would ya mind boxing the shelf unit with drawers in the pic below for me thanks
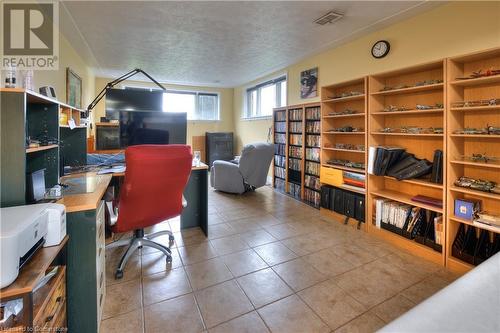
[320,78,368,228]
[367,61,446,265]
[446,47,500,273]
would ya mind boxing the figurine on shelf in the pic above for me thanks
[456,68,500,80]
[455,176,500,194]
[416,103,443,110]
[328,108,358,116]
[328,126,364,133]
[414,79,443,86]
[454,128,489,135]
[452,99,500,108]
[383,105,411,112]
[460,154,500,164]
[326,159,365,170]
[330,91,363,99]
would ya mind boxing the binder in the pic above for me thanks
[430,150,443,184]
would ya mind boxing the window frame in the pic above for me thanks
[122,85,221,121]
[243,74,287,120]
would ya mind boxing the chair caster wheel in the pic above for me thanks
[115,270,124,279]
[166,256,172,265]
[169,235,175,242]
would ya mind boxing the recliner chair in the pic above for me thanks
[210,142,273,194]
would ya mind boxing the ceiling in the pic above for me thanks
[60,1,442,87]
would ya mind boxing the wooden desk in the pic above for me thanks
[110,163,209,235]
[57,174,112,213]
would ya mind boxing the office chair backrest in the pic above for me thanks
[114,145,192,232]
[238,142,274,188]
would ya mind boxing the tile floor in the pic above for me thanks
[101,186,460,333]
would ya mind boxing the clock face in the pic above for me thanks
[372,40,390,58]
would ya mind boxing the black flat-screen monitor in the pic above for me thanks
[106,88,163,120]
[119,111,187,147]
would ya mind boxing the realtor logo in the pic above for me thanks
[1,0,59,69]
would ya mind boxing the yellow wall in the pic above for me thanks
[233,1,500,151]
[92,78,234,146]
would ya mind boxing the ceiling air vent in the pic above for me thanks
[314,11,343,25]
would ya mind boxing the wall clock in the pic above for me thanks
[371,40,390,59]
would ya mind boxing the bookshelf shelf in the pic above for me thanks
[446,47,500,272]
[367,60,446,265]
[26,144,58,154]
[320,77,368,227]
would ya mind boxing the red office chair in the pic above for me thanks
[106,145,192,279]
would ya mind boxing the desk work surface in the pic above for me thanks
[109,162,208,177]
[57,174,112,213]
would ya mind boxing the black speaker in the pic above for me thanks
[320,185,331,209]
[333,189,344,215]
[355,195,365,223]
[344,192,356,218]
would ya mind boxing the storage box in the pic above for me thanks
[454,199,481,221]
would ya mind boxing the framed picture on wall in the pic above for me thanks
[300,67,318,99]
[66,68,82,108]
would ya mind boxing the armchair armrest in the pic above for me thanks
[210,160,245,194]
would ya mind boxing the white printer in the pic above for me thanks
[0,203,66,288]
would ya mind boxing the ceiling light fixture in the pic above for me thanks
[314,11,344,25]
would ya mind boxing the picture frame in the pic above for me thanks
[300,67,318,99]
[66,68,82,108]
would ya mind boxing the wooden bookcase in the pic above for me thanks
[319,78,368,227]
[446,47,500,273]
[367,61,446,265]
[272,103,321,208]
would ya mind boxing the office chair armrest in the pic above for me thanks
[182,194,187,208]
[105,201,118,226]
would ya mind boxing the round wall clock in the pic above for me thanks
[371,40,390,59]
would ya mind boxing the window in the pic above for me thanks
[244,76,287,119]
[124,86,220,121]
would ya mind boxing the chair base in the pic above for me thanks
[107,229,175,279]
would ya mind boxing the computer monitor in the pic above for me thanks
[119,111,187,147]
[106,88,163,120]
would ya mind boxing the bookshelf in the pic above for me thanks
[446,47,500,273]
[367,61,446,266]
[272,103,321,208]
[320,77,368,228]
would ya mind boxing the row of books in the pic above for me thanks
[274,178,285,192]
[305,121,320,134]
[274,155,285,168]
[274,133,286,144]
[305,107,321,120]
[274,167,286,179]
[289,134,302,145]
[306,161,320,176]
[304,188,321,208]
[275,143,285,156]
[288,182,301,199]
[275,111,286,121]
[289,146,302,158]
[306,148,320,162]
[375,199,443,249]
[289,109,302,121]
[305,175,321,191]
[306,135,320,148]
[289,122,302,133]
[288,158,301,171]
[274,122,286,132]
[343,171,366,189]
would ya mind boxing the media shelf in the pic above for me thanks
[320,78,368,228]
[446,47,500,273]
[272,103,321,208]
[367,61,446,265]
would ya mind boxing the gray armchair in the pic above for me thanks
[210,142,274,194]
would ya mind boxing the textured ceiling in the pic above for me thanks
[61,1,441,87]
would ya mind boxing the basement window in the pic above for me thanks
[244,75,287,119]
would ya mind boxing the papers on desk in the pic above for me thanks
[97,165,126,174]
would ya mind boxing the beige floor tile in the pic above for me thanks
[329,244,378,267]
[100,309,143,333]
[106,252,141,286]
[226,218,263,233]
[208,223,238,239]
[210,234,250,255]
[253,242,298,266]
[221,249,268,277]
[379,251,441,281]
[240,229,277,248]
[370,294,415,323]
[143,267,192,306]
[195,280,254,328]
[280,235,332,256]
[255,215,284,228]
[144,294,205,333]
[139,234,176,254]
[433,268,462,283]
[298,279,367,331]
[185,257,233,290]
[172,229,208,248]
[264,223,302,240]
[304,248,355,277]
[334,312,385,333]
[237,268,293,308]
[258,294,329,333]
[141,247,182,276]
[400,275,450,304]
[208,213,226,225]
[178,242,218,265]
[103,279,142,320]
[209,311,269,333]
[273,258,327,292]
